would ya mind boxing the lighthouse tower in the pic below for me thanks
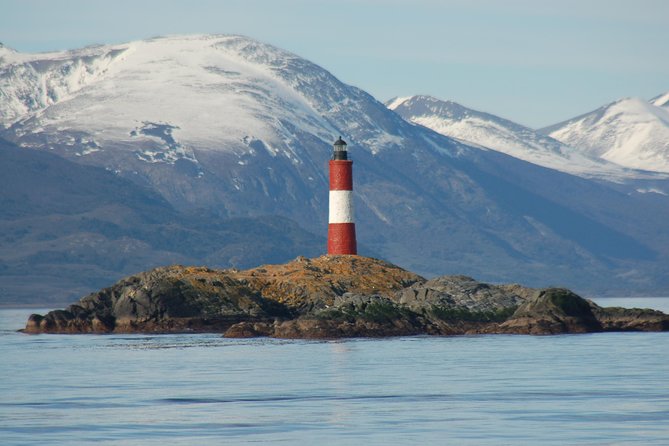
[327,137,357,255]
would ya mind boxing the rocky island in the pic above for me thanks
[24,255,669,337]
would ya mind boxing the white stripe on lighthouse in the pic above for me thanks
[328,190,354,223]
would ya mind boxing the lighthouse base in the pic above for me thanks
[327,223,357,255]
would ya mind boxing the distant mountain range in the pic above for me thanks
[2,34,669,302]
[387,94,669,180]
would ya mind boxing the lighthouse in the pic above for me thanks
[327,136,357,255]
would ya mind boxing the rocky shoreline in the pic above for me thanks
[23,255,669,337]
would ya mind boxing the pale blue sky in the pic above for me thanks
[1,0,667,128]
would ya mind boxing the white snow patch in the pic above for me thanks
[386,96,411,110]
[636,188,667,195]
[524,216,550,237]
[362,132,404,154]
[80,147,101,156]
[357,193,390,224]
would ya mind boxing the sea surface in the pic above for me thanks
[1,297,668,445]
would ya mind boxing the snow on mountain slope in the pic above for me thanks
[0,35,342,161]
[0,43,126,127]
[542,96,669,173]
[387,95,646,180]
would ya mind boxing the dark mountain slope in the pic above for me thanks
[0,139,323,304]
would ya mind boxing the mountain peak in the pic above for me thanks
[545,95,669,172]
[0,34,333,144]
[386,96,412,109]
[651,91,669,108]
[388,95,473,119]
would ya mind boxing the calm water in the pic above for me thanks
[1,298,669,445]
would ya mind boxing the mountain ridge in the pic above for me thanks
[387,94,663,180]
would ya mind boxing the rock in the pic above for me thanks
[396,275,528,325]
[235,255,425,314]
[499,288,601,334]
[23,265,291,334]
[21,255,669,337]
[272,317,423,339]
[590,304,669,332]
[223,322,273,338]
[22,256,423,334]
[272,319,353,339]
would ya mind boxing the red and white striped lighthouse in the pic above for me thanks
[327,136,357,255]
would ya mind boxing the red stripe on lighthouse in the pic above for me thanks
[328,223,357,255]
[329,160,353,190]
[328,157,357,255]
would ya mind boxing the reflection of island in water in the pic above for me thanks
[24,256,669,337]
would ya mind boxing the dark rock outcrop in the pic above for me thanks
[24,255,424,334]
[26,265,292,334]
[396,275,528,323]
[497,288,669,334]
[499,288,601,334]
[23,255,669,337]
[590,304,669,332]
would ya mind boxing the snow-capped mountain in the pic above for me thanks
[3,35,669,297]
[0,35,428,221]
[1,35,332,174]
[542,95,669,173]
[0,35,405,159]
[386,95,647,179]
